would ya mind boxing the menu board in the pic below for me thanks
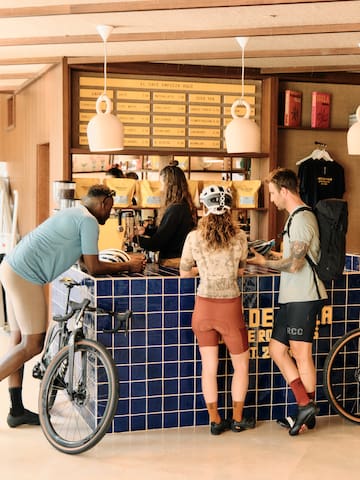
[76,73,259,152]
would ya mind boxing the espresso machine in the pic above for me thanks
[118,209,142,252]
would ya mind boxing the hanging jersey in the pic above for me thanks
[298,159,345,208]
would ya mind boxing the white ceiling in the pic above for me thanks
[0,0,360,93]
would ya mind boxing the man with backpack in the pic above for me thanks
[248,168,328,435]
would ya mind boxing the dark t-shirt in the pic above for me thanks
[298,159,345,208]
[138,203,195,260]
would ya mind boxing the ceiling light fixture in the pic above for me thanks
[87,25,124,152]
[347,105,360,155]
[224,37,260,154]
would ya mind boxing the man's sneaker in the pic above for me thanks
[289,401,319,436]
[230,417,256,432]
[210,419,230,435]
[276,414,316,430]
[7,409,40,428]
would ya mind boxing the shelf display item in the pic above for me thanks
[139,180,161,208]
[283,89,302,127]
[233,180,261,209]
[103,178,137,208]
[73,177,103,199]
[311,92,331,128]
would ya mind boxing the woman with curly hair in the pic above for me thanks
[135,161,197,267]
[180,185,255,435]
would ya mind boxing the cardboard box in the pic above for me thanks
[311,92,331,128]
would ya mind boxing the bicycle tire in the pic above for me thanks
[323,328,360,424]
[39,338,119,454]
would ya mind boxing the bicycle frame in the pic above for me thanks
[66,299,89,396]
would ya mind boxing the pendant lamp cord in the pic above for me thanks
[241,44,245,99]
[102,37,107,96]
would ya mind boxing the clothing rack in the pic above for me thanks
[296,141,334,165]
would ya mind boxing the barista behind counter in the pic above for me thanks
[133,162,198,268]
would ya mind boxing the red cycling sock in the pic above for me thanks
[232,401,244,422]
[289,378,310,407]
[206,402,221,424]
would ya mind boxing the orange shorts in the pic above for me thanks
[192,295,249,355]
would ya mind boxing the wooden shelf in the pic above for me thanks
[278,126,347,132]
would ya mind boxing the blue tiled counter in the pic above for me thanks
[51,255,360,433]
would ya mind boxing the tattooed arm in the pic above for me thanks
[247,240,307,273]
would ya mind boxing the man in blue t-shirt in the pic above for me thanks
[0,184,145,428]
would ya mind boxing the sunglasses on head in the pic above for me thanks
[102,190,116,205]
[104,190,116,199]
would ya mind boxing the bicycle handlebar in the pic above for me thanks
[53,299,90,322]
[60,277,82,289]
[53,299,131,334]
[101,309,132,335]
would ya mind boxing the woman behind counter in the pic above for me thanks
[134,161,197,268]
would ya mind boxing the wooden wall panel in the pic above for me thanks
[0,64,64,237]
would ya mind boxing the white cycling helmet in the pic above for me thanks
[200,185,232,216]
[99,248,131,263]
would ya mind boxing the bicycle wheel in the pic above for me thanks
[323,328,360,424]
[39,338,119,454]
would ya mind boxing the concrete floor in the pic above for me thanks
[1,329,360,480]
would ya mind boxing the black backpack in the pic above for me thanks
[285,198,348,284]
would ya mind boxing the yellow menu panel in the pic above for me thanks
[77,73,259,152]
[189,128,220,138]
[119,114,150,124]
[189,116,221,126]
[153,115,186,125]
[153,127,186,137]
[153,92,186,102]
[153,138,186,148]
[124,125,150,135]
[153,104,187,114]
[189,105,221,115]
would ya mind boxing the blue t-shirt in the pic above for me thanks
[5,206,99,285]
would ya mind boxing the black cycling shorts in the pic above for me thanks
[271,300,323,345]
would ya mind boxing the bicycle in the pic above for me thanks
[32,277,131,454]
[323,327,360,424]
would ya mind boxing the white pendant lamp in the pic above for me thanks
[347,105,360,155]
[225,37,261,154]
[87,25,124,152]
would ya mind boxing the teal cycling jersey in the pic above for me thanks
[5,206,99,285]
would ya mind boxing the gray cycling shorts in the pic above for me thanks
[271,300,323,345]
